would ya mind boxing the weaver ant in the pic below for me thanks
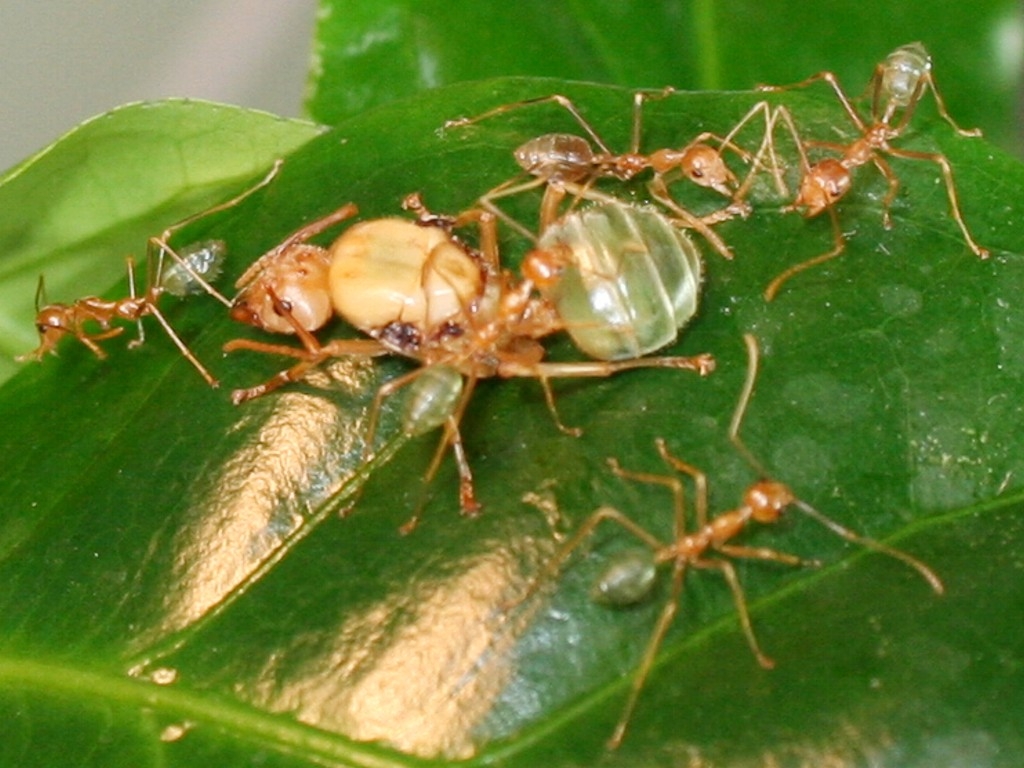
[753,42,987,299]
[18,163,281,384]
[225,193,714,529]
[444,90,784,259]
[512,333,943,749]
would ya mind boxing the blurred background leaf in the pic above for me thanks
[1,1,1023,767]
[310,0,1023,151]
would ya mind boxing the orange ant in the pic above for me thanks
[512,333,943,749]
[224,193,714,529]
[18,163,281,385]
[18,242,227,386]
[752,42,987,300]
[444,90,784,259]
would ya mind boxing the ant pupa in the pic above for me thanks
[224,193,714,528]
[444,90,784,259]
[752,42,988,299]
[18,162,281,384]
[513,333,942,749]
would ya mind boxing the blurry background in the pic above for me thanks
[0,1,317,172]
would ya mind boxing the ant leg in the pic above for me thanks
[868,154,901,230]
[692,557,775,669]
[495,354,715,436]
[124,257,146,350]
[511,505,665,613]
[477,174,549,243]
[607,452,692,537]
[158,160,283,244]
[629,86,675,154]
[536,375,582,436]
[145,302,220,387]
[76,325,124,358]
[119,254,215,384]
[153,161,283,302]
[716,543,812,566]
[606,557,685,750]
[226,287,386,402]
[225,336,386,403]
[651,438,708,530]
[764,206,846,301]
[450,204,503,275]
[400,375,480,532]
[921,77,983,137]
[731,103,789,198]
[513,354,716,380]
[647,176,737,260]
[446,94,616,155]
[759,71,868,134]
[234,203,359,291]
[734,105,811,209]
[884,146,990,258]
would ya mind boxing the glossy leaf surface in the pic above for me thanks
[1,76,1023,767]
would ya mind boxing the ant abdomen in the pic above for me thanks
[402,364,463,437]
[591,545,658,606]
[879,42,932,108]
[533,203,703,361]
[158,239,228,297]
[514,133,597,182]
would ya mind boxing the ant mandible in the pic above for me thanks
[752,42,988,299]
[224,193,714,529]
[512,333,943,749]
[18,163,281,385]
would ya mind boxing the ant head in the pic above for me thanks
[679,144,737,196]
[233,245,333,335]
[27,305,74,358]
[521,245,570,289]
[744,480,796,523]
[796,159,851,216]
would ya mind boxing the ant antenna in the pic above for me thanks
[32,275,47,314]
[730,333,944,594]
[728,333,770,477]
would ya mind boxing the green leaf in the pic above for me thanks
[0,99,323,382]
[308,0,1022,149]
[1,77,1023,766]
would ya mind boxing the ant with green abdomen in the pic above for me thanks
[510,333,943,749]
